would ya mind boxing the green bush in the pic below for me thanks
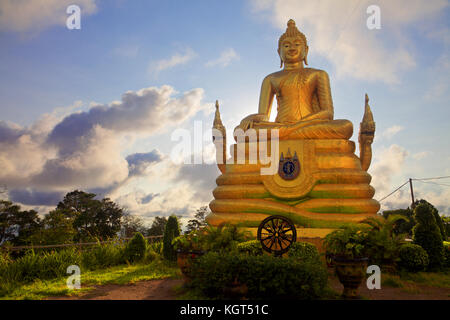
[124,232,147,263]
[444,242,450,269]
[201,224,250,253]
[237,240,263,256]
[189,252,327,299]
[288,242,321,264]
[148,241,163,255]
[412,203,444,270]
[162,216,180,261]
[398,243,429,272]
[82,242,126,269]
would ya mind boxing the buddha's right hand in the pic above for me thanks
[237,113,268,131]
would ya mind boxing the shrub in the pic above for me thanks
[124,232,147,263]
[237,240,263,256]
[82,242,126,269]
[412,203,444,270]
[201,224,250,253]
[163,216,180,261]
[148,241,163,255]
[398,244,429,272]
[444,242,450,269]
[288,242,321,264]
[189,252,327,299]
[324,226,370,259]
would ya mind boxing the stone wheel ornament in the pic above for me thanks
[257,215,297,257]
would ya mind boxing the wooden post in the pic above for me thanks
[409,178,415,209]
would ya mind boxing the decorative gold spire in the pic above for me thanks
[360,93,375,133]
[213,100,224,129]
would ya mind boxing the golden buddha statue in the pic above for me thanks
[207,19,379,237]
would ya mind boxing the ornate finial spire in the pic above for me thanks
[362,94,375,129]
[213,100,224,128]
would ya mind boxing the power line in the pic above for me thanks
[414,180,450,187]
[377,180,409,203]
[413,175,450,181]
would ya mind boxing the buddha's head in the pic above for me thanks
[278,19,308,68]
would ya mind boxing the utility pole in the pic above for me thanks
[409,178,415,209]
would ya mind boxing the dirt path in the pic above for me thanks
[48,279,184,300]
[48,276,449,300]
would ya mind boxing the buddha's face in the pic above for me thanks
[278,37,307,64]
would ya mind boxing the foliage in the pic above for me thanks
[148,240,163,255]
[415,199,446,240]
[288,242,321,264]
[189,252,328,299]
[361,215,408,265]
[146,216,168,236]
[412,203,445,271]
[121,213,146,238]
[57,190,123,242]
[323,226,370,259]
[81,242,126,269]
[172,230,207,252]
[442,217,450,240]
[185,206,209,234]
[444,242,450,269]
[123,232,147,263]
[29,209,76,245]
[162,215,180,261]
[0,200,41,246]
[237,240,263,256]
[398,243,429,272]
[201,223,251,253]
[382,208,415,236]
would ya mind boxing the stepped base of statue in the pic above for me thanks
[207,133,380,231]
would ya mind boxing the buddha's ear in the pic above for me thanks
[278,49,283,68]
[304,45,309,65]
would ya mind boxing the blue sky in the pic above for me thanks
[0,0,449,222]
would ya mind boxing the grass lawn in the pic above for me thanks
[381,270,450,294]
[0,259,181,300]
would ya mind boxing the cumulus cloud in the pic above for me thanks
[150,48,197,75]
[205,48,240,67]
[381,125,404,140]
[249,0,448,84]
[0,85,209,209]
[0,0,97,33]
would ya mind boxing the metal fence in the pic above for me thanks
[0,235,164,252]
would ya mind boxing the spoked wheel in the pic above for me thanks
[257,215,297,256]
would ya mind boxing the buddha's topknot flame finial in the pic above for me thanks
[278,18,307,49]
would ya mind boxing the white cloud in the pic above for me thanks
[0,0,97,33]
[205,48,240,67]
[249,0,448,84]
[1,85,210,210]
[150,48,197,74]
[412,151,429,160]
[381,125,404,139]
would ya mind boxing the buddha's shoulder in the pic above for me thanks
[265,68,328,80]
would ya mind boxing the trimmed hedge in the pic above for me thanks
[189,252,328,299]
[398,243,429,272]
[163,215,180,261]
[237,240,263,256]
[288,242,321,264]
[412,203,444,270]
[124,232,147,262]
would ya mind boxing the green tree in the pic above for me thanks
[124,232,147,262]
[57,190,123,241]
[412,202,444,270]
[121,212,146,238]
[162,215,180,261]
[0,200,41,246]
[382,207,414,236]
[30,208,76,245]
[415,199,447,240]
[146,216,168,236]
[185,206,209,234]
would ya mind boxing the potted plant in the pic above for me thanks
[324,226,370,299]
[172,231,207,281]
